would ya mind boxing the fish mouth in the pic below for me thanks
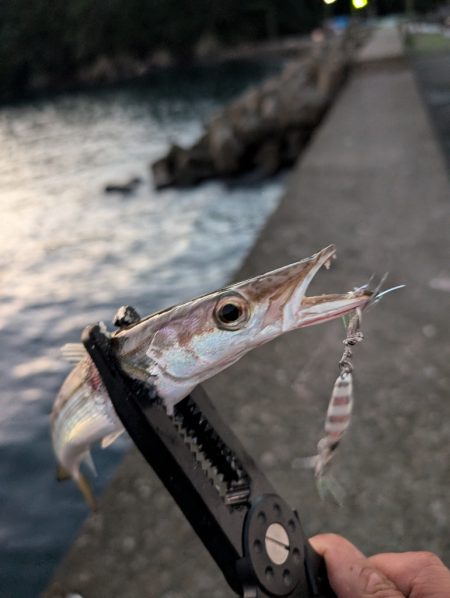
[296,245,373,328]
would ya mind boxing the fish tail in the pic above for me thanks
[55,464,71,482]
[56,463,97,511]
[74,471,98,512]
[316,474,346,506]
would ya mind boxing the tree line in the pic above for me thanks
[0,0,441,100]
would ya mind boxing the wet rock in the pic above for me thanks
[152,153,175,189]
[278,86,326,128]
[316,50,348,98]
[149,49,174,69]
[152,142,214,189]
[194,33,222,61]
[104,177,143,195]
[253,139,281,176]
[282,128,308,163]
[207,117,243,174]
[80,55,117,84]
[151,29,366,188]
[114,54,147,78]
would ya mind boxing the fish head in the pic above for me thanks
[195,244,371,358]
[231,244,368,338]
[121,245,372,407]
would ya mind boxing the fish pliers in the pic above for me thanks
[82,311,336,598]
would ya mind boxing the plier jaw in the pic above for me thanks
[82,320,335,597]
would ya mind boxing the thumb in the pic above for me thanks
[309,534,405,598]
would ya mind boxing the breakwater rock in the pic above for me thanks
[151,29,367,189]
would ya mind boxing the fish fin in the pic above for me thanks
[82,450,97,476]
[316,474,346,507]
[56,464,71,482]
[76,472,98,512]
[165,400,175,417]
[60,343,87,364]
[292,455,319,470]
[101,430,124,449]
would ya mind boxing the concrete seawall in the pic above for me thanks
[45,24,450,597]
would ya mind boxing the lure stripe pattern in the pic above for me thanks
[303,309,363,504]
[325,373,353,442]
[324,373,353,438]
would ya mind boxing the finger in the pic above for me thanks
[310,533,405,598]
[369,551,450,598]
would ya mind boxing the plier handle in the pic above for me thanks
[82,319,336,597]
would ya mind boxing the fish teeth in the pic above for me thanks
[324,254,336,270]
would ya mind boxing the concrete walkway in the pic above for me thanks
[45,25,450,597]
[356,21,404,63]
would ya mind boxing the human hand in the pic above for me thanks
[310,533,450,598]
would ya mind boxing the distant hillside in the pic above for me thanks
[0,0,440,100]
[0,0,321,100]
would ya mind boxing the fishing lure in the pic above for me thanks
[303,309,363,504]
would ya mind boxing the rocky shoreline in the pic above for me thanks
[152,27,369,189]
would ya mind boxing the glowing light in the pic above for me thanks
[352,0,368,8]
[323,0,337,4]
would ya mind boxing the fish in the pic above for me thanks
[50,245,374,508]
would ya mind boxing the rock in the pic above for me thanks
[207,117,243,174]
[104,177,143,195]
[279,85,327,128]
[253,139,281,176]
[317,58,347,99]
[150,28,366,188]
[114,54,146,78]
[80,55,117,84]
[282,128,308,163]
[152,141,214,188]
[151,144,187,188]
[227,88,262,142]
[316,42,348,99]
[189,137,215,175]
[194,34,222,61]
[152,154,174,189]
[149,50,174,68]
[259,92,280,129]
[151,151,175,189]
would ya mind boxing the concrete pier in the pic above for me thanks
[45,24,450,597]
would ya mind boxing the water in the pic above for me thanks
[0,62,284,597]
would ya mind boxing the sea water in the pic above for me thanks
[0,62,283,596]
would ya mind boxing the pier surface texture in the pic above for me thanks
[45,24,450,598]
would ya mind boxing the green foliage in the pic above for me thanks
[0,0,321,99]
[1,0,446,100]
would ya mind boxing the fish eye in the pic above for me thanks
[214,294,249,330]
